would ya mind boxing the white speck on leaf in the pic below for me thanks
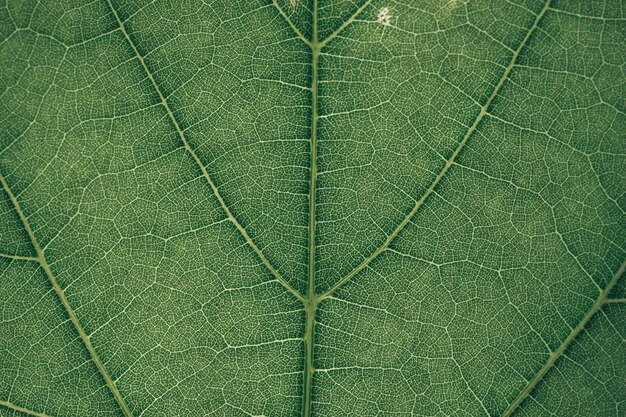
[378,8,391,26]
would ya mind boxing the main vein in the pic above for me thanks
[302,0,320,414]
[298,2,380,414]
[0,174,134,417]
[502,257,626,416]
[105,0,303,303]
[319,0,554,300]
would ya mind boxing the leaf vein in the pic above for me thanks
[319,0,554,300]
[319,0,375,48]
[0,174,133,417]
[302,0,320,414]
[272,0,313,47]
[105,0,304,303]
[501,257,626,416]
[0,252,38,261]
[0,400,54,417]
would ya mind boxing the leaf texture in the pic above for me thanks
[0,0,624,416]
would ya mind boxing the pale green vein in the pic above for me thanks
[302,297,317,417]
[272,0,313,47]
[0,253,38,261]
[302,0,320,414]
[105,0,304,303]
[0,400,53,417]
[319,0,553,300]
[502,257,626,416]
[319,0,374,48]
[0,174,133,417]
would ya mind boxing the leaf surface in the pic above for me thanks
[1,0,624,416]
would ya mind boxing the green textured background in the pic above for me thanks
[0,0,624,416]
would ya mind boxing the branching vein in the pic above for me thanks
[0,252,38,261]
[319,0,374,47]
[105,0,304,303]
[0,174,133,417]
[502,257,626,416]
[272,0,313,47]
[0,400,53,417]
[319,0,554,300]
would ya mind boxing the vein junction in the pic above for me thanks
[0,174,133,417]
[272,0,625,415]
[272,1,376,415]
[1,0,623,416]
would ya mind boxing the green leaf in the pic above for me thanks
[1,0,624,416]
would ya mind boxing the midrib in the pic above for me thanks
[7,1,612,417]
[302,0,320,415]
